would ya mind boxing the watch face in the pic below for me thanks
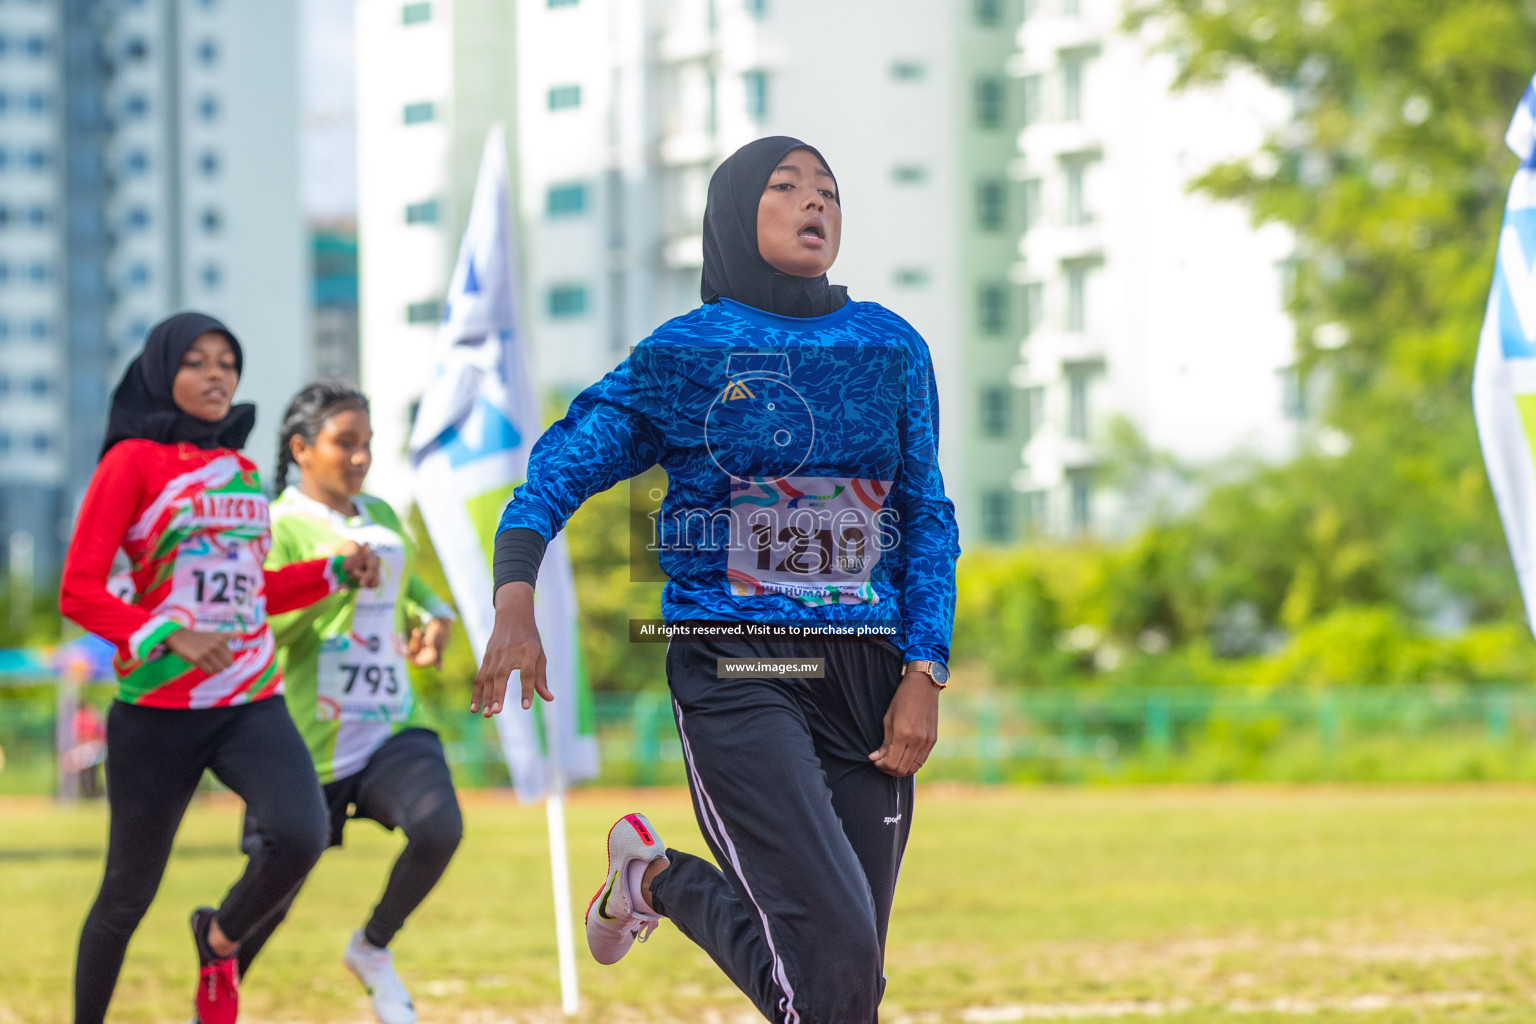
[930,661,951,684]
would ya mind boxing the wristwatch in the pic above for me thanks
[902,659,950,689]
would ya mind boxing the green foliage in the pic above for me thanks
[949,0,1536,689]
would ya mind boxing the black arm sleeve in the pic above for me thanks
[492,527,548,598]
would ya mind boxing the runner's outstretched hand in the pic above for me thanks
[869,671,940,777]
[472,582,552,717]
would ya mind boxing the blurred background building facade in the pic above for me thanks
[0,0,308,584]
[0,0,1309,586]
[1009,0,1300,537]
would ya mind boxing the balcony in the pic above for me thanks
[658,29,717,64]
[1018,328,1106,373]
[1015,4,1117,56]
[663,233,703,269]
[1019,220,1104,267]
[658,132,717,167]
[1018,118,1103,161]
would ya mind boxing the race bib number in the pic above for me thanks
[316,602,411,723]
[170,539,264,632]
[726,476,892,606]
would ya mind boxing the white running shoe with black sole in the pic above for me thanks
[585,812,666,965]
[343,930,417,1024]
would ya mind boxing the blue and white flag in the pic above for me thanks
[1475,74,1536,635]
[408,124,599,801]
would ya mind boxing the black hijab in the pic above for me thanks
[701,136,849,319]
[100,311,256,457]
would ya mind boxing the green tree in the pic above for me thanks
[1124,0,1536,629]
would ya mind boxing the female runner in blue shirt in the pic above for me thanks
[476,137,959,1024]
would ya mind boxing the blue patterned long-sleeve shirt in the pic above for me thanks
[497,297,960,663]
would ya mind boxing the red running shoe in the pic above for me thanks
[190,907,239,1024]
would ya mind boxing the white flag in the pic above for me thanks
[408,124,600,801]
[1475,73,1536,636]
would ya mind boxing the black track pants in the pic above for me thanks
[235,728,463,977]
[649,637,914,1024]
[74,698,328,1024]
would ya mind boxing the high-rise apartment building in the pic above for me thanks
[0,0,307,585]
[353,0,517,511]
[358,0,1031,545]
[1010,0,1298,536]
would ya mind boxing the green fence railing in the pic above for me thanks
[7,683,1536,795]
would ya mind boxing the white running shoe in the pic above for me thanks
[343,931,417,1024]
[585,812,666,965]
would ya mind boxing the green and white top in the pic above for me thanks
[266,489,455,783]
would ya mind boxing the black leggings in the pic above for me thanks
[235,728,463,978]
[649,638,913,1024]
[75,698,328,1024]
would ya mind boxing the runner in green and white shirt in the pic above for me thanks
[235,383,461,1024]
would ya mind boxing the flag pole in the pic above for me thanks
[540,691,580,1014]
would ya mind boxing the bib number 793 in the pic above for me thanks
[340,662,401,696]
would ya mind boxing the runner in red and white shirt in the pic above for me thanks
[60,312,379,1024]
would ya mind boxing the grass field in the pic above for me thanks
[4,785,1536,1024]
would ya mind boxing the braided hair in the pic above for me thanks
[272,381,370,496]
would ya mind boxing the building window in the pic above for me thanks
[28,318,48,340]
[123,149,149,175]
[26,204,48,228]
[1063,56,1085,122]
[406,300,442,323]
[890,61,925,81]
[892,165,928,185]
[1022,386,1045,443]
[405,199,440,224]
[1067,365,1092,440]
[547,284,589,318]
[26,91,47,115]
[547,84,582,111]
[30,431,50,454]
[744,0,767,15]
[198,150,220,177]
[119,36,149,62]
[1022,74,1042,127]
[403,101,436,124]
[977,179,1006,230]
[0,432,9,456]
[1065,161,1090,226]
[1023,489,1047,534]
[122,93,149,119]
[975,76,1004,128]
[402,2,432,24]
[546,182,588,216]
[201,262,221,289]
[0,262,9,283]
[27,262,47,284]
[25,35,49,58]
[126,263,151,288]
[743,70,769,120]
[981,490,1013,542]
[1069,469,1093,532]
[1066,266,1088,333]
[1023,178,1042,233]
[979,283,1009,334]
[124,206,151,231]
[27,374,49,397]
[980,386,1011,436]
[974,0,1003,26]
[196,93,218,121]
[893,267,929,288]
[200,207,222,234]
[0,377,9,399]
[1280,366,1307,419]
[196,38,219,66]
